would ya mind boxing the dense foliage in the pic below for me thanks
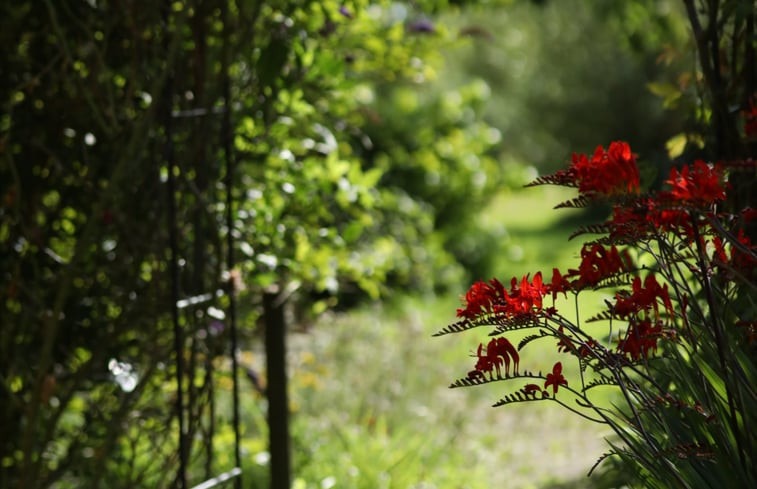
[0,1,504,487]
[2,0,738,487]
[442,0,692,173]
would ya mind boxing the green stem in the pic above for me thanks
[690,213,749,473]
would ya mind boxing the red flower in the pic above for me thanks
[458,274,549,321]
[649,205,695,237]
[742,207,757,223]
[485,337,520,378]
[570,141,640,196]
[508,272,547,316]
[744,99,757,138]
[565,244,633,289]
[544,362,568,394]
[522,384,542,397]
[618,318,662,360]
[610,196,695,239]
[613,274,673,321]
[609,201,651,240]
[731,229,757,273]
[549,268,571,301]
[457,279,508,319]
[711,236,728,264]
[473,343,497,379]
[664,160,726,206]
[470,337,521,380]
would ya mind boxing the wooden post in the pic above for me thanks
[263,292,291,489]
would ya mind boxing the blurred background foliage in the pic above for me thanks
[442,0,692,173]
[1,0,697,487]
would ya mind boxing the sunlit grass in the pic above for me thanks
[284,294,614,488]
[271,184,622,488]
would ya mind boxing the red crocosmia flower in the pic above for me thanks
[566,244,633,289]
[472,337,521,379]
[609,197,696,241]
[458,273,552,322]
[457,281,491,318]
[457,279,509,319]
[473,343,497,380]
[613,274,673,321]
[635,194,699,238]
[712,236,728,264]
[609,201,651,240]
[742,207,757,223]
[549,268,571,301]
[653,208,694,235]
[497,272,548,320]
[517,272,546,311]
[570,141,640,196]
[618,318,662,360]
[486,337,520,377]
[731,229,757,272]
[523,384,542,396]
[544,362,568,394]
[744,99,757,138]
[665,160,727,206]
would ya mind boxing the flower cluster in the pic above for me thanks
[441,141,757,482]
[456,273,548,322]
[663,160,726,206]
[468,337,520,380]
[563,244,633,290]
[550,141,640,197]
[612,274,673,321]
[618,318,663,360]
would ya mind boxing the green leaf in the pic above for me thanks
[258,37,290,88]
[665,133,687,159]
[341,221,363,243]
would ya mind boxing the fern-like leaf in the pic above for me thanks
[586,310,616,323]
[572,272,633,293]
[492,388,551,407]
[555,195,595,209]
[432,319,477,337]
[517,330,550,350]
[449,374,501,388]
[433,311,515,337]
[524,172,577,188]
[489,317,544,336]
[583,234,644,246]
[583,375,618,392]
[588,449,625,476]
[569,223,612,240]
[450,369,542,389]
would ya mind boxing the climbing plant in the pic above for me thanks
[0,0,499,487]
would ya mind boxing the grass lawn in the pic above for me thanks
[269,185,621,488]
